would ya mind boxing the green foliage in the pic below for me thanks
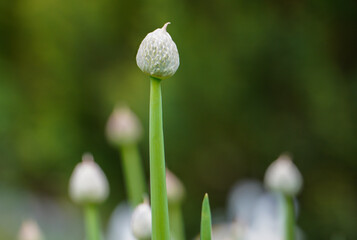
[200,194,212,240]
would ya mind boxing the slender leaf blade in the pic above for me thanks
[200,193,212,240]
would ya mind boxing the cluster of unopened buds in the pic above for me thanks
[16,22,305,240]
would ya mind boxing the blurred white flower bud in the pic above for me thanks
[166,169,185,204]
[69,153,109,204]
[131,200,152,239]
[264,154,303,196]
[136,22,180,80]
[106,105,142,146]
[18,220,43,240]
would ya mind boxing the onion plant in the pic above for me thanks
[136,22,180,240]
[264,154,303,240]
[69,153,109,240]
[55,19,311,240]
[106,105,146,206]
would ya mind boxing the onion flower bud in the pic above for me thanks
[264,154,303,196]
[131,200,152,239]
[69,153,109,204]
[106,105,142,146]
[18,220,43,240]
[136,22,180,80]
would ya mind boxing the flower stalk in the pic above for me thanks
[150,76,170,240]
[284,194,295,240]
[120,143,146,206]
[84,204,101,240]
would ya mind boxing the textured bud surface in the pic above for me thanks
[106,105,142,146]
[264,154,303,196]
[131,202,152,239]
[69,153,109,204]
[136,22,180,79]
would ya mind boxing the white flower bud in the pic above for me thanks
[264,154,303,196]
[131,201,152,239]
[136,22,180,80]
[166,169,185,204]
[106,105,142,146]
[69,153,109,204]
[18,220,43,240]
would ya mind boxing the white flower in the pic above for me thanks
[106,105,142,146]
[131,201,152,239]
[69,153,109,204]
[264,154,303,196]
[136,22,180,80]
[18,220,43,240]
[166,169,185,204]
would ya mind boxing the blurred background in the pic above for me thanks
[0,0,357,239]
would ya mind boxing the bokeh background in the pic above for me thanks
[1,0,357,239]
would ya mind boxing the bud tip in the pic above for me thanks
[162,22,171,31]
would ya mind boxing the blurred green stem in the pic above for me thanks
[120,143,146,206]
[84,204,100,240]
[284,194,295,240]
[149,76,170,240]
[200,194,212,240]
[169,203,185,240]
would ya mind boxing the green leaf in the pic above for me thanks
[200,193,212,240]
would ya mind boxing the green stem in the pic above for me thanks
[284,194,295,240]
[200,194,212,240]
[169,203,185,240]
[149,77,170,240]
[84,204,100,240]
[120,143,146,206]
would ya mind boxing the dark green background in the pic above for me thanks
[0,0,356,239]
